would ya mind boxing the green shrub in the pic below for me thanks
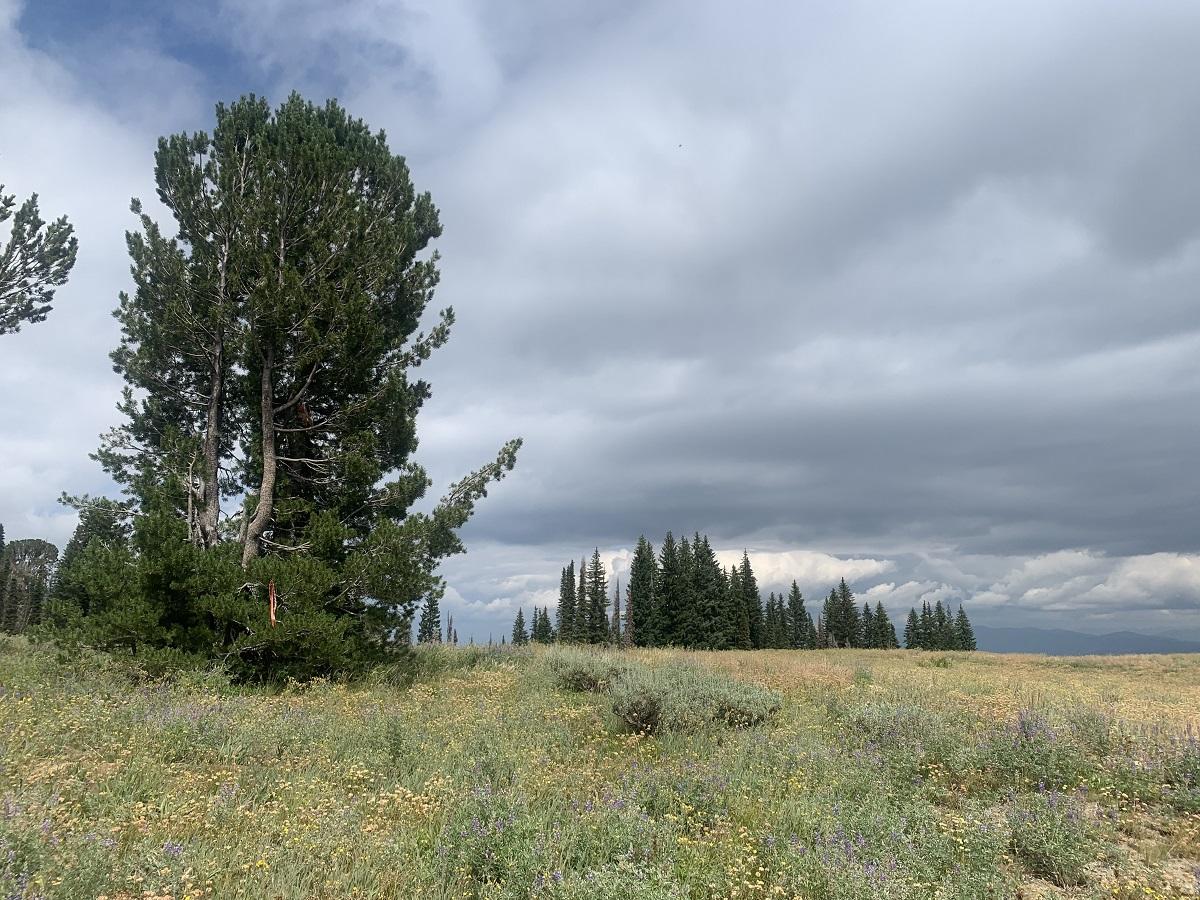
[983,708,1089,790]
[542,646,633,693]
[366,643,511,688]
[608,662,780,735]
[918,656,953,669]
[1006,789,1098,886]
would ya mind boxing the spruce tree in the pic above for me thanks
[417,595,441,644]
[739,552,764,649]
[628,536,656,647]
[610,580,622,643]
[512,608,528,646]
[729,565,752,650]
[764,592,778,648]
[904,608,919,649]
[557,562,576,642]
[861,602,875,648]
[49,497,129,622]
[656,533,684,646]
[576,557,588,641]
[954,604,976,651]
[821,589,841,647]
[872,601,897,649]
[585,549,608,644]
[0,539,59,634]
[835,579,861,648]
[785,582,812,649]
[622,583,633,647]
[933,600,953,650]
[919,601,933,649]
[689,535,725,649]
[676,536,697,647]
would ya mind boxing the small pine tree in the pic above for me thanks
[821,589,840,647]
[576,557,588,640]
[954,604,976,651]
[861,602,875,648]
[904,608,920,649]
[623,583,633,647]
[836,579,861,648]
[557,562,576,642]
[764,592,779,648]
[872,601,897,649]
[933,600,954,650]
[512,607,528,646]
[417,594,442,644]
[611,579,622,643]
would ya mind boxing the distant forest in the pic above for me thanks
[413,532,976,651]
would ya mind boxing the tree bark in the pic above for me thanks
[196,325,224,548]
[241,344,276,568]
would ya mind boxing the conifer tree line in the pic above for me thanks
[525,535,955,657]
[0,524,59,636]
[533,534,977,652]
[903,599,976,650]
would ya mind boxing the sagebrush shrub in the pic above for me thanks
[543,646,634,693]
[609,662,780,735]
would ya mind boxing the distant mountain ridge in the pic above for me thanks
[973,624,1200,656]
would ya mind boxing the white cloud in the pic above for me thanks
[975,551,1200,613]
[716,549,894,591]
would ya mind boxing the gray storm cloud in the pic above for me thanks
[1,0,1198,641]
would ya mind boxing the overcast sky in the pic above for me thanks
[2,0,1199,642]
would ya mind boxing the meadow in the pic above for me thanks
[1,637,1198,899]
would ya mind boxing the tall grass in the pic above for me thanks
[1,637,1198,898]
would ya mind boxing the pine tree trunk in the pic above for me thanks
[196,326,224,548]
[242,345,276,568]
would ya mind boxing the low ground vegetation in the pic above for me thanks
[1,638,1199,899]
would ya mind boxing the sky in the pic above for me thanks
[1,0,1199,643]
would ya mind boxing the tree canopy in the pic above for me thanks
[55,94,520,679]
[0,176,77,335]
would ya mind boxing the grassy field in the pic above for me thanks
[1,638,1198,899]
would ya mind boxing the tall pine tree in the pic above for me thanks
[628,536,656,647]
[585,548,608,644]
[417,595,442,644]
[557,561,576,642]
[904,608,920,649]
[954,604,976,651]
[656,532,685,646]
[739,552,764,649]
